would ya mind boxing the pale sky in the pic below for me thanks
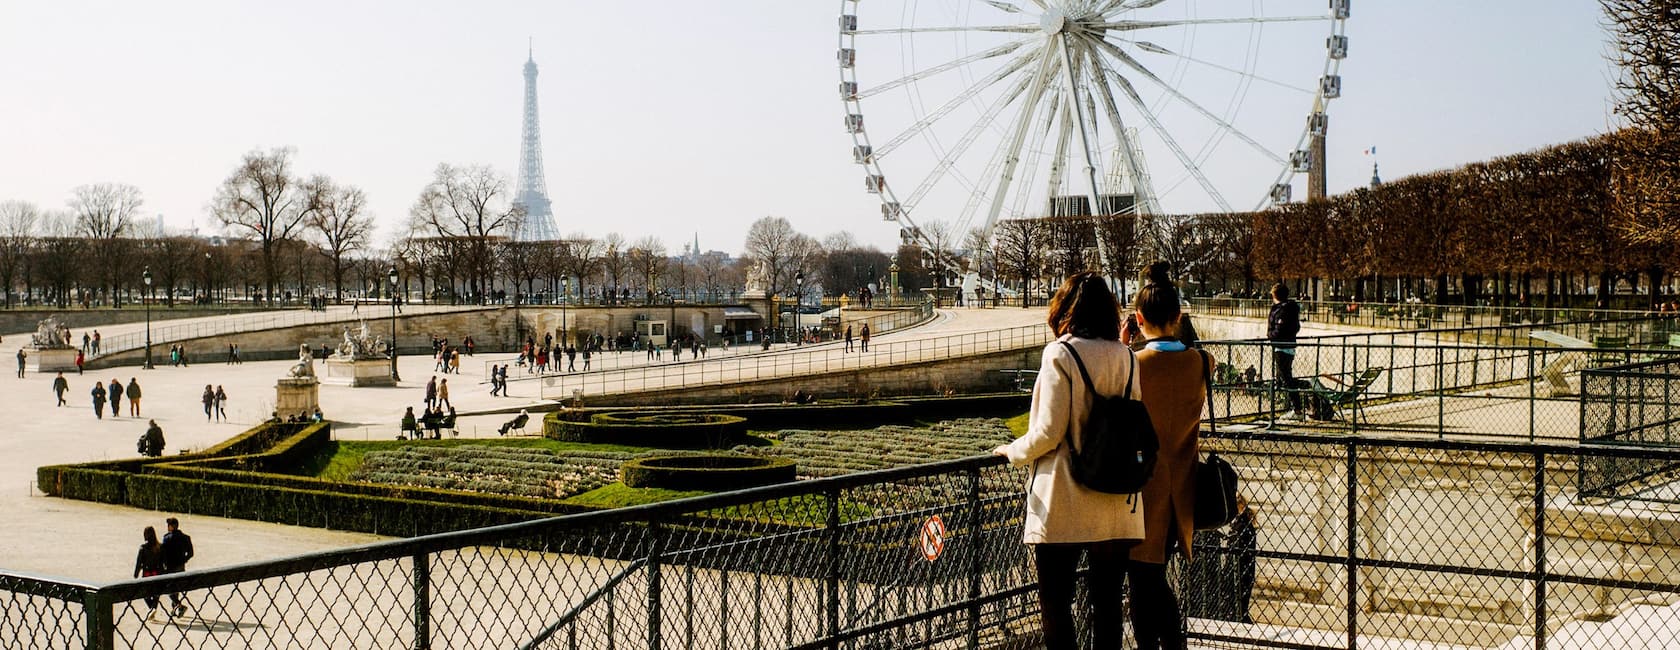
[0,1,1615,255]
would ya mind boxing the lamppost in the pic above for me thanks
[142,267,154,370]
[663,290,675,346]
[388,266,400,382]
[561,276,570,348]
[794,271,804,346]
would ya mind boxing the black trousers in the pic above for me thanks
[1126,560,1186,650]
[1033,540,1130,650]
[1273,349,1304,412]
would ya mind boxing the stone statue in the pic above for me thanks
[289,343,316,379]
[30,317,71,349]
[335,321,383,360]
[744,261,768,295]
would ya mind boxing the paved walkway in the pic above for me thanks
[0,306,1043,582]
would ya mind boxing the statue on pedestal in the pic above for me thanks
[334,321,383,361]
[30,317,72,350]
[289,344,316,380]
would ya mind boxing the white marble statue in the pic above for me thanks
[289,343,316,379]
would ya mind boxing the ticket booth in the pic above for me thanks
[637,320,668,347]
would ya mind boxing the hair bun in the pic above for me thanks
[1143,261,1172,287]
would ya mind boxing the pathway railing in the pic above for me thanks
[9,433,1680,648]
[91,304,493,359]
[1191,296,1661,331]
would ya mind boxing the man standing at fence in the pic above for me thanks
[1268,283,1304,418]
[160,517,194,618]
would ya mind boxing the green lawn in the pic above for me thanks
[1004,412,1030,437]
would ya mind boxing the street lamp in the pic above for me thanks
[142,267,154,369]
[561,276,570,349]
[388,266,400,382]
[794,270,804,346]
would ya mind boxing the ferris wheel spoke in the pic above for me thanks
[1102,15,1330,32]
[1099,0,1171,17]
[1065,39,1154,215]
[1043,92,1074,209]
[978,46,1061,239]
[975,0,1026,14]
[902,73,1042,209]
[1123,39,1315,94]
[849,24,1039,36]
[1057,36,1109,230]
[856,41,1028,100]
[873,47,1042,157]
[1080,40,1232,211]
[1090,36,1288,166]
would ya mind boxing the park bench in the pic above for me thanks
[1308,367,1386,426]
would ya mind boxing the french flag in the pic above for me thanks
[1363,146,1377,156]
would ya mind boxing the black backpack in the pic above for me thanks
[1060,341,1158,494]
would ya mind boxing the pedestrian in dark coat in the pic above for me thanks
[160,517,193,616]
[108,378,122,418]
[126,378,143,417]
[91,382,106,419]
[133,526,166,618]
[53,372,69,406]
[141,420,165,458]
[201,385,215,421]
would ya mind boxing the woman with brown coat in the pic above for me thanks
[1127,262,1210,650]
[993,272,1143,649]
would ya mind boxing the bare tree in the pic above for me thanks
[212,147,322,304]
[0,201,38,307]
[742,216,818,327]
[32,211,82,308]
[410,163,523,302]
[1603,0,1680,244]
[69,183,144,307]
[697,251,731,301]
[628,236,668,300]
[600,233,627,303]
[557,234,603,302]
[308,179,374,302]
[993,218,1047,307]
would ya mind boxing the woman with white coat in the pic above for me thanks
[993,271,1142,649]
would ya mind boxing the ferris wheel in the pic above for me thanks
[838,0,1350,272]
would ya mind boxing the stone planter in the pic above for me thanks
[322,357,396,387]
[275,378,320,420]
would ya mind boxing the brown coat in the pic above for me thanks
[1129,346,1210,564]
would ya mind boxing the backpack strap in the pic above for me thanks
[1058,340,1098,397]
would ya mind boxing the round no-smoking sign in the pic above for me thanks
[919,515,946,562]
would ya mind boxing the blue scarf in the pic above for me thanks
[1144,338,1187,352]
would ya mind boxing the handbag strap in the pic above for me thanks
[1200,349,1217,436]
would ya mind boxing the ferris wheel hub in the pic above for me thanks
[1038,9,1066,35]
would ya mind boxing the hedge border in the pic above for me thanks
[621,454,797,491]
[550,412,747,448]
[544,392,1029,437]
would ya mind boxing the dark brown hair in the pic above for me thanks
[1046,272,1121,340]
[1133,261,1182,329]
[1270,282,1291,301]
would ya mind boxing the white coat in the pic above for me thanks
[1001,335,1146,544]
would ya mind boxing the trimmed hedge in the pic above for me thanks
[621,454,796,491]
[549,412,747,448]
[544,393,1029,436]
[36,421,327,503]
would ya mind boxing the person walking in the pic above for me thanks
[582,348,591,371]
[15,348,25,378]
[91,381,107,419]
[1123,262,1211,650]
[74,349,84,374]
[141,420,165,457]
[81,332,91,354]
[1267,283,1304,419]
[126,378,143,417]
[92,330,101,356]
[859,324,871,352]
[108,378,123,418]
[201,385,215,421]
[844,325,854,352]
[133,526,167,620]
[160,517,194,617]
[214,385,228,422]
[567,345,577,371]
[438,378,451,410]
[52,372,69,406]
[992,272,1143,650]
[424,376,437,409]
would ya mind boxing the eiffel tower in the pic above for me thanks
[512,43,560,241]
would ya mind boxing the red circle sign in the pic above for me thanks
[919,515,946,561]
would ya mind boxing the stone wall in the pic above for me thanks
[0,307,282,337]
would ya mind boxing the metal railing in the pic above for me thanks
[90,304,494,359]
[1191,296,1661,331]
[11,433,1680,648]
[487,302,939,379]
[531,321,1053,401]
[1578,357,1680,501]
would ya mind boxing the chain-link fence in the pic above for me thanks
[9,433,1680,649]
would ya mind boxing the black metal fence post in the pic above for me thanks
[825,489,841,648]
[1534,450,1548,650]
[966,467,982,650]
[412,553,430,650]
[1346,443,1359,650]
[648,521,665,650]
[83,589,113,650]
